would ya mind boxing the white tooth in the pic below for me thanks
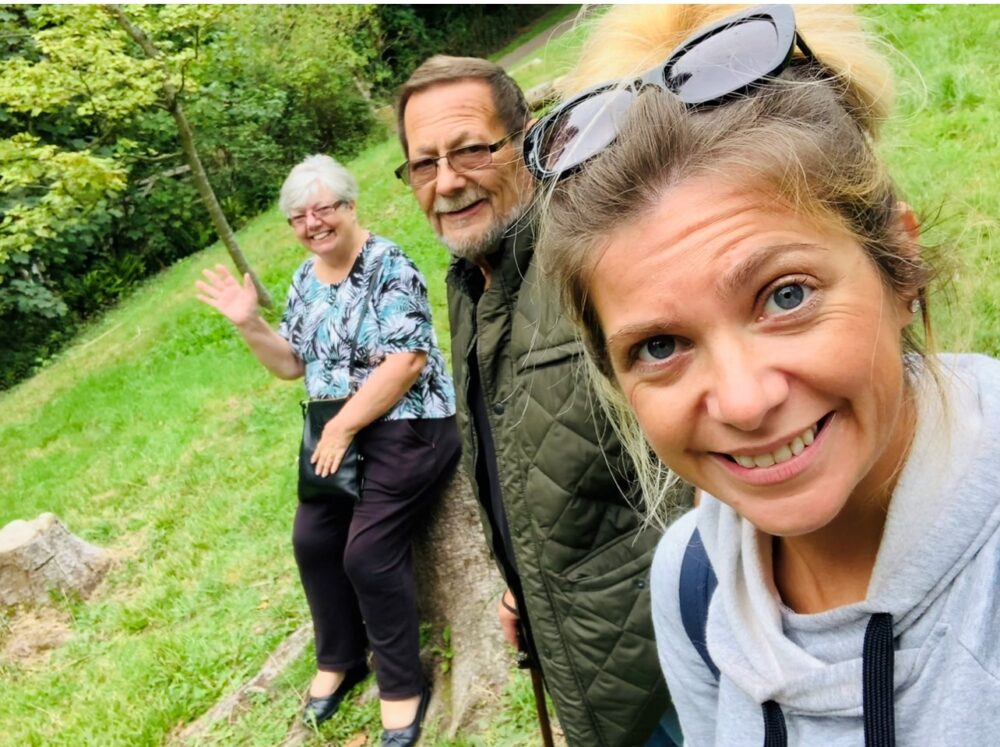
[772,445,793,464]
[790,437,805,456]
[753,453,776,468]
[735,455,756,468]
[802,427,815,446]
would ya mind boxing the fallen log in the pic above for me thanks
[170,623,312,743]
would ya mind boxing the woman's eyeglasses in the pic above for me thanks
[523,4,815,182]
[395,133,517,188]
[288,201,346,228]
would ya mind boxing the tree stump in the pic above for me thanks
[413,467,512,737]
[0,513,111,607]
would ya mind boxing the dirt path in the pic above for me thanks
[496,14,578,71]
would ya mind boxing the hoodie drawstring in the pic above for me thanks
[762,700,787,746]
[760,613,896,747]
[863,613,896,746]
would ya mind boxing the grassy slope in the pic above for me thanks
[867,4,1000,354]
[1,5,997,746]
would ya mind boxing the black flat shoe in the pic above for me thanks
[302,663,370,726]
[380,685,432,746]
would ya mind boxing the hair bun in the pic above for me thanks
[559,4,893,138]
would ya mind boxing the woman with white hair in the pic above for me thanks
[196,154,456,745]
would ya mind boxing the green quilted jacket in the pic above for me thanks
[445,220,670,746]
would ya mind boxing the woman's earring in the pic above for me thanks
[910,297,921,314]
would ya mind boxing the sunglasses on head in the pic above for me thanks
[523,4,815,182]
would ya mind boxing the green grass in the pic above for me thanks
[865,4,1000,355]
[1,6,997,746]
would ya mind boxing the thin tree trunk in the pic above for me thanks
[103,4,274,309]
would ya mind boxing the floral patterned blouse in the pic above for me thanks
[277,234,456,420]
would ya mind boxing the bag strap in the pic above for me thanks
[679,527,720,681]
[345,240,383,384]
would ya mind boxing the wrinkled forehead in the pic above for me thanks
[403,79,505,155]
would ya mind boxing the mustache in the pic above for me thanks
[434,187,489,214]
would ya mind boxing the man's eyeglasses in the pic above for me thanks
[288,200,346,228]
[395,133,517,188]
[523,4,815,182]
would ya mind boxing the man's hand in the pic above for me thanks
[498,587,519,648]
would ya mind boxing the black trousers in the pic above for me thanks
[292,416,459,699]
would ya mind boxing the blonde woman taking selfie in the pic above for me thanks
[527,5,1000,745]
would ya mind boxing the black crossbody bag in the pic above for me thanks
[297,255,381,503]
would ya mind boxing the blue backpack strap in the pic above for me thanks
[679,527,720,681]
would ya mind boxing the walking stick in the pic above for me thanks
[517,629,555,747]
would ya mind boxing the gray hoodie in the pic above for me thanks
[652,353,1000,746]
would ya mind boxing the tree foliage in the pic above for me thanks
[0,4,552,389]
[0,134,126,260]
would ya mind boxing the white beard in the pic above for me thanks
[437,203,528,262]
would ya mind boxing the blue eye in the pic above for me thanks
[764,283,811,314]
[636,335,676,363]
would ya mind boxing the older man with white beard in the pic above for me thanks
[394,56,678,747]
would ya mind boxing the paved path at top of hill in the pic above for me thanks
[495,14,578,71]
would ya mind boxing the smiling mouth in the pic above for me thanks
[719,414,832,469]
[310,230,334,241]
[440,199,485,217]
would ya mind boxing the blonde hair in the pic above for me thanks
[560,4,893,132]
[536,5,937,526]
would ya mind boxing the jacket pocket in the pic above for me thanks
[560,527,657,590]
[515,340,584,371]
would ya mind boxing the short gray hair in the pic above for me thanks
[396,55,530,156]
[278,154,359,217]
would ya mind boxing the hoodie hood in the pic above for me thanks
[698,353,1000,714]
